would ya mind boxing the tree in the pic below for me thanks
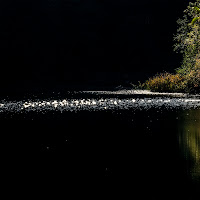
[173,0,200,75]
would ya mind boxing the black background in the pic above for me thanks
[0,0,190,96]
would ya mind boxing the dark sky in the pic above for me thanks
[0,0,190,92]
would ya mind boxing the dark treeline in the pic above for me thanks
[0,0,191,96]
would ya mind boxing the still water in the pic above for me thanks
[1,95,200,198]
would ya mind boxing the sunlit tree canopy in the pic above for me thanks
[174,0,200,74]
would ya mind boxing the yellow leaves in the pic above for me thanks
[144,73,185,92]
[190,17,199,25]
[194,6,200,13]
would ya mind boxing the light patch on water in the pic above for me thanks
[0,97,200,113]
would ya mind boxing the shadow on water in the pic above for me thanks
[1,97,200,198]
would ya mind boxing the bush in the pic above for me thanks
[143,73,185,92]
[143,70,200,94]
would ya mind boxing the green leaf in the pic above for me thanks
[190,17,200,25]
[194,6,200,13]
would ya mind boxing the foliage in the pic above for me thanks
[139,1,200,94]
[173,0,200,74]
[143,69,200,94]
[183,68,200,93]
[143,73,185,92]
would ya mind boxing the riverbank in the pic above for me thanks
[81,89,200,99]
[142,71,200,94]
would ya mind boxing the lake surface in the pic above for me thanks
[1,92,200,198]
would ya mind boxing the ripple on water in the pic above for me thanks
[0,97,199,114]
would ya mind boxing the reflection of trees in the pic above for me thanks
[178,109,200,182]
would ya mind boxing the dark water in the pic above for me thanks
[1,96,200,198]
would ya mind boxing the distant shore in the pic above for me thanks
[81,90,200,98]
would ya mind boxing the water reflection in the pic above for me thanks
[178,109,200,183]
